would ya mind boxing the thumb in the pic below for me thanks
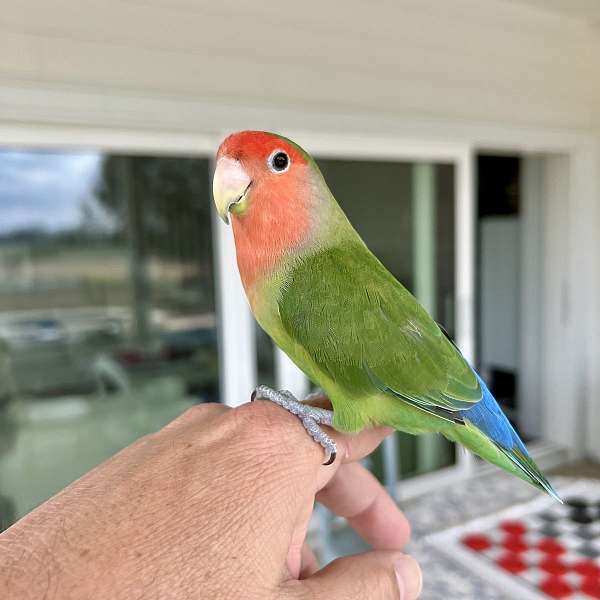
[289,551,422,600]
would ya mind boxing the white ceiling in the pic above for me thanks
[504,0,600,25]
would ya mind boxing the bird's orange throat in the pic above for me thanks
[231,188,312,295]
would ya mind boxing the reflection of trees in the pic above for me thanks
[79,194,117,236]
[0,155,214,271]
[95,156,213,266]
[0,155,216,331]
[94,156,216,342]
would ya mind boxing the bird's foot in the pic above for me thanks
[251,385,337,465]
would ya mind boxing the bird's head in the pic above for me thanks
[212,131,315,225]
[212,131,344,291]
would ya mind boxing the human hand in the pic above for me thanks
[0,400,421,599]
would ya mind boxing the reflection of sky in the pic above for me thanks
[0,151,102,234]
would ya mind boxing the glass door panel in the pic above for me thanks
[0,150,218,528]
[317,158,457,480]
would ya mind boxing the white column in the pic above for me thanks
[455,149,476,364]
[275,349,309,398]
[455,149,477,475]
[412,163,442,473]
[212,169,257,407]
[579,143,600,460]
[520,157,544,439]
[412,163,437,316]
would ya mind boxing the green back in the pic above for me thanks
[278,240,481,415]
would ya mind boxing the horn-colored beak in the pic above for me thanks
[213,157,252,224]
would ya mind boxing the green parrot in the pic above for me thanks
[212,130,560,501]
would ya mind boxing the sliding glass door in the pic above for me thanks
[0,150,218,528]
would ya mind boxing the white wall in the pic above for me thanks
[0,0,599,131]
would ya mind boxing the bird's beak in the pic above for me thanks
[212,157,252,224]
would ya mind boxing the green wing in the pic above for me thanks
[278,241,481,417]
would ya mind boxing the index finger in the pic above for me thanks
[317,461,410,549]
[315,425,394,490]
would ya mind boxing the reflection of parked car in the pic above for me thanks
[0,308,219,401]
[0,338,16,409]
[0,337,17,531]
[9,318,67,345]
[0,311,127,397]
[113,327,219,401]
[161,328,217,360]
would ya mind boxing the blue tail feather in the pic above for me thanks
[461,373,527,455]
[461,372,562,502]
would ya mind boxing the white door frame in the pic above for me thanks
[520,157,545,441]
[1,87,597,490]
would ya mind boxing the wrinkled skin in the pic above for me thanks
[0,401,421,600]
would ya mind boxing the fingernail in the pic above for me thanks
[395,555,422,599]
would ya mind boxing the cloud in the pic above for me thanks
[0,151,101,234]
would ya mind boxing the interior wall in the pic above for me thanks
[541,154,582,455]
[479,217,520,377]
[591,25,600,459]
[0,0,599,132]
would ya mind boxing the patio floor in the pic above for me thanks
[325,465,600,600]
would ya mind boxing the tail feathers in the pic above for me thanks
[498,445,563,503]
[461,373,562,502]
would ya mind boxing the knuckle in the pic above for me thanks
[235,400,299,438]
[379,566,400,599]
[232,400,313,460]
[355,557,400,599]
[133,430,160,448]
[161,402,227,431]
[363,569,393,599]
[279,580,315,600]
[180,402,223,422]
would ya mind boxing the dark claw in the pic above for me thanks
[322,451,336,466]
[250,390,257,402]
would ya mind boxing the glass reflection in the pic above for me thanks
[0,151,218,528]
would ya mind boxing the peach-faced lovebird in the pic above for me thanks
[212,131,560,500]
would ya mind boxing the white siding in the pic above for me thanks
[0,0,598,130]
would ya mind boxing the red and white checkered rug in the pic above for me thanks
[426,480,600,599]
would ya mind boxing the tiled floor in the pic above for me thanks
[427,480,600,600]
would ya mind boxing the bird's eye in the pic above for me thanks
[268,150,290,173]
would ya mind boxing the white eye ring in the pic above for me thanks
[267,149,291,174]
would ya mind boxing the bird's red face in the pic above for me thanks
[213,131,314,290]
[213,131,310,224]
